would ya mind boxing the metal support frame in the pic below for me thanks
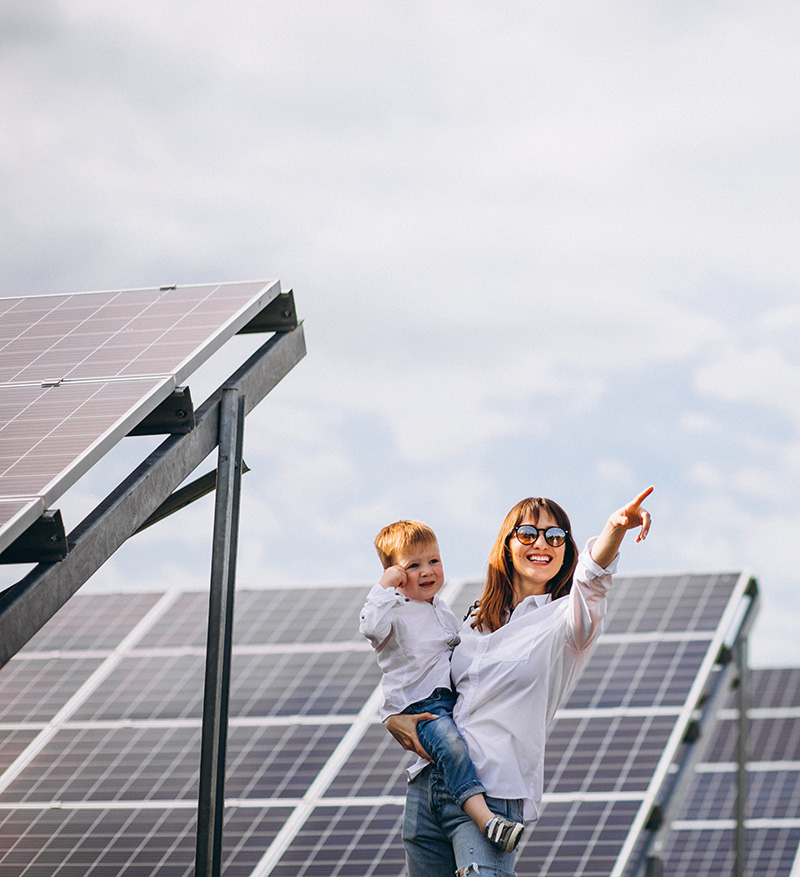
[735,635,749,877]
[640,579,759,877]
[0,324,306,669]
[195,388,245,877]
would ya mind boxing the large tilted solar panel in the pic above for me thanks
[659,667,800,876]
[0,570,752,876]
[0,281,280,554]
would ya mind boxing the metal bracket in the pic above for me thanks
[0,510,68,564]
[135,462,250,533]
[128,386,196,435]
[644,804,663,831]
[238,290,298,333]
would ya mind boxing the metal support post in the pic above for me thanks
[195,388,245,877]
[734,636,749,877]
[644,858,663,877]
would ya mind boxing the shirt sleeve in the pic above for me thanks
[566,537,618,652]
[358,583,403,648]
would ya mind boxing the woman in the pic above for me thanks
[386,487,653,877]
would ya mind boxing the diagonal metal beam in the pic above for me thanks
[0,324,306,669]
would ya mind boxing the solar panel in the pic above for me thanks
[659,667,800,876]
[0,281,281,555]
[0,565,760,876]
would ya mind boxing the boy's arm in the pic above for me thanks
[359,572,405,647]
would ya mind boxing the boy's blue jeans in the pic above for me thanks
[401,687,485,807]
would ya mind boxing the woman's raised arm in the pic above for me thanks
[589,486,653,569]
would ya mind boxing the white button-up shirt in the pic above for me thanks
[359,584,461,721]
[408,540,617,823]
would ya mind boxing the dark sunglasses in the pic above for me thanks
[512,525,569,547]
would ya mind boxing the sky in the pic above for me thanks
[1,1,799,667]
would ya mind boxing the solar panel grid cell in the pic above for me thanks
[230,588,369,647]
[24,592,162,652]
[0,724,350,806]
[0,658,103,722]
[515,799,641,876]
[544,714,676,794]
[750,668,800,709]
[709,715,800,762]
[135,588,370,650]
[322,725,408,799]
[0,380,165,497]
[603,574,737,634]
[564,639,709,709]
[267,804,405,877]
[136,593,210,649]
[0,731,40,775]
[73,654,203,722]
[0,806,293,877]
[71,649,379,722]
[680,763,800,828]
[225,724,348,800]
[663,827,800,877]
[0,283,273,386]
[0,726,201,804]
[0,501,40,532]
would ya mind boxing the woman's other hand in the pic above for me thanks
[385,713,435,761]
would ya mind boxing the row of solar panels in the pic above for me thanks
[0,576,796,876]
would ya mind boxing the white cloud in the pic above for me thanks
[694,344,800,425]
[679,412,719,435]
[686,462,723,490]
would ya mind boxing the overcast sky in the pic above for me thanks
[2,1,799,667]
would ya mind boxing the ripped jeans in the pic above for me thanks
[403,764,523,877]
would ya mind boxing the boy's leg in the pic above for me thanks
[415,706,525,852]
[415,711,485,807]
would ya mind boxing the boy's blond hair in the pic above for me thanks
[374,520,438,569]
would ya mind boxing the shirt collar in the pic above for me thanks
[512,592,552,616]
[506,594,553,621]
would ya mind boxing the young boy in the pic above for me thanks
[359,520,524,853]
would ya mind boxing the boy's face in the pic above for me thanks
[395,541,445,603]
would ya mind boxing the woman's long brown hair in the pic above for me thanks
[471,497,579,632]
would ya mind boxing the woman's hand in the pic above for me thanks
[609,486,653,542]
[590,486,653,568]
[385,712,435,761]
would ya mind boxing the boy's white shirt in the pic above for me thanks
[359,584,461,721]
[406,539,618,824]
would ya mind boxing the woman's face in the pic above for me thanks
[508,511,566,597]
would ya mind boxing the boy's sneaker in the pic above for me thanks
[485,815,524,852]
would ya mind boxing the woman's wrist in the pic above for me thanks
[589,521,625,569]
